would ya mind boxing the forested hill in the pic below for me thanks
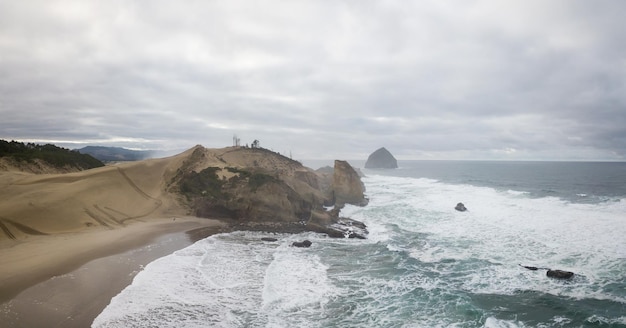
[77,146,153,162]
[0,140,104,171]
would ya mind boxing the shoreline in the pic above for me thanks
[0,217,226,328]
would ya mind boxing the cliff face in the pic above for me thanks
[364,147,398,169]
[331,160,368,207]
[170,146,368,237]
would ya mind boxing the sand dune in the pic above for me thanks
[0,145,365,326]
[0,146,231,325]
[0,147,197,294]
[0,144,312,241]
[0,151,192,240]
[0,145,333,310]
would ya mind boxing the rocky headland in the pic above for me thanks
[170,146,369,239]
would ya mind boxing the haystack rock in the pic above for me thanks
[331,160,368,207]
[365,147,398,169]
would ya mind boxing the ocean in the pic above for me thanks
[92,161,626,328]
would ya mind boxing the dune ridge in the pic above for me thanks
[0,146,214,309]
[0,148,193,239]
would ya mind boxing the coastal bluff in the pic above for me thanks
[0,145,369,241]
[364,147,398,169]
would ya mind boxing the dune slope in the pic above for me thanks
[0,150,192,240]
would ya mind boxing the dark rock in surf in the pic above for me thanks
[455,202,467,212]
[520,264,574,279]
[547,269,574,279]
[364,147,398,169]
[261,237,278,242]
[292,240,312,248]
[520,265,540,271]
[327,217,368,239]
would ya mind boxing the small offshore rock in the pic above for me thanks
[292,240,312,248]
[455,202,467,212]
[261,237,278,242]
[328,218,368,239]
[547,269,574,279]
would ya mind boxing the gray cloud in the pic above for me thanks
[1,0,625,160]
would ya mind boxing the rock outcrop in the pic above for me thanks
[455,203,467,212]
[292,240,312,248]
[520,265,575,280]
[547,269,574,279]
[171,146,368,238]
[364,147,398,169]
[331,160,368,207]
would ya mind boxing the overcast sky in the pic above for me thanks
[1,0,625,161]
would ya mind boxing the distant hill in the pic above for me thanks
[0,139,104,172]
[77,146,154,162]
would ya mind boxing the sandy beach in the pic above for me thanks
[0,217,226,328]
[0,146,317,327]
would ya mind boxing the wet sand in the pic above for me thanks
[0,217,226,328]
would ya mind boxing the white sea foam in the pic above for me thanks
[261,242,336,327]
[94,173,626,327]
[359,174,626,304]
[92,232,337,328]
[506,189,530,196]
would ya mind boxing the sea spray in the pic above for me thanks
[94,162,626,327]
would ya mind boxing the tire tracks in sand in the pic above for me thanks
[0,217,48,240]
[113,167,163,221]
[1,167,166,235]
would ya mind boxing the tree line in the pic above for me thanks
[0,139,104,170]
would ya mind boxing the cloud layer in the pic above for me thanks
[1,0,625,160]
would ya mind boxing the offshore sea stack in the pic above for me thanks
[365,147,398,169]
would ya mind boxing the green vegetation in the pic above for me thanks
[179,167,225,199]
[0,139,104,169]
[177,166,279,211]
[248,172,276,191]
[225,167,277,191]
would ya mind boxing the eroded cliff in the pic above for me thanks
[170,146,368,238]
